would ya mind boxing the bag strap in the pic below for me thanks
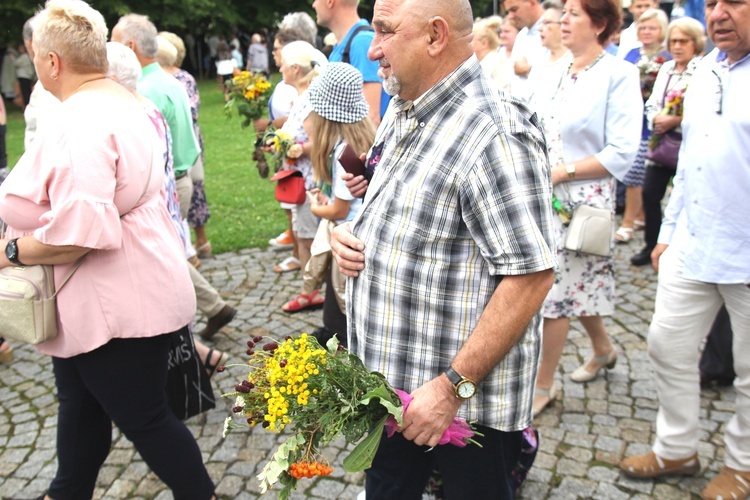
[342,24,374,65]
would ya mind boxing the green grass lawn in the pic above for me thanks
[3,80,287,253]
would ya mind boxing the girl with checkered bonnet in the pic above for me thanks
[280,63,376,333]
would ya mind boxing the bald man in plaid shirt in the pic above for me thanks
[330,0,556,497]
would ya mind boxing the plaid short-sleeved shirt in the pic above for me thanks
[348,56,556,431]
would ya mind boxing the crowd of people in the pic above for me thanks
[0,0,748,498]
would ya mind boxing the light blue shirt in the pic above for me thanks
[658,49,750,284]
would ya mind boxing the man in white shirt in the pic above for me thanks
[504,0,547,102]
[620,0,750,497]
[616,0,659,57]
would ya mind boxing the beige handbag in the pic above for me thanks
[563,205,614,257]
[0,138,156,345]
[0,261,83,344]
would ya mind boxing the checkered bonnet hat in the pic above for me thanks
[308,63,369,124]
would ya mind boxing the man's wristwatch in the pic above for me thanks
[444,366,477,400]
[565,163,576,179]
[5,238,22,266]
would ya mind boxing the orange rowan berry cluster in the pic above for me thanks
[288,461,333,479]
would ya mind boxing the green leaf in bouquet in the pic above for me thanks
[257,433,305,494]
[325,335,340,354]
[343,416,387,472]
[358,384,403,426]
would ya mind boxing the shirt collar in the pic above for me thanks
[389,55,482,124]
[716,50,750,68]
[140,62,161,78]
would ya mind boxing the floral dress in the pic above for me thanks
[623,48,672,186]
[541,73,616,318]
[174,69,211,228]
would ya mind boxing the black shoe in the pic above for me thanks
[700,371,735,388]
[198,305,237,340]
[630,247,653,266]
[311,326,335,345]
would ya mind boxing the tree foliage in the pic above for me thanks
[1,0,497,49]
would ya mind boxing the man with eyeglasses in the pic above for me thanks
[619,0,750,497]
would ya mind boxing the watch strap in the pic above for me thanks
[444,365,463,387]
[5,238,22,266]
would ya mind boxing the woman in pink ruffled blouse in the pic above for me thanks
[0,2,214,498]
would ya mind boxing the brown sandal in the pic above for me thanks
[702,467,750,500]
[620,451,700,479]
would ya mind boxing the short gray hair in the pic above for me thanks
[279,12,318,46]
[668,17,706,55]
[106,41,141,92]
[23,17,35,41]
[116,13,158,58]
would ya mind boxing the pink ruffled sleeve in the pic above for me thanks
[32,130,124,250]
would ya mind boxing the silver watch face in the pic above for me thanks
[457,380,476,399]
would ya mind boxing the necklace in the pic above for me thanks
[568,51,605,82]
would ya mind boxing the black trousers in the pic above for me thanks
[700,306,735,380]
[365,425,523,499]
[642,162,675,250]
[49,333,214,500]
[322,265,348,348]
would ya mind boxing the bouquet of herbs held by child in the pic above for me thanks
[221,334,481,500]
[260,127,303,173]
[223,71,274,177]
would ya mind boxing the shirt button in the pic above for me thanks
[697,167,702,171]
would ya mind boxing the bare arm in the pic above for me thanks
[550,155,610,186]
[363,82,381,126]
[1,236,89,269]
[400,269,555,446]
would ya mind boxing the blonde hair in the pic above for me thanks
[156,35,177,67]
[473,19,501,50]
[638,8,669,44]
[159,31,186,67]
[33,0,108,74]
[281,41,328,87]
[667,17,706,55]
[309,111,376,185]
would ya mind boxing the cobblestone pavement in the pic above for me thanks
[0,232,735,499]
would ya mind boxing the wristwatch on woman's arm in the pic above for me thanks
[4,238,23,266]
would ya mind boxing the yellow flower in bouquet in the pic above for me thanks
[221,334,481,500]
[263,128,302,170]
[224,71,273,128]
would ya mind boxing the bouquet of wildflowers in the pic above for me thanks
[224,71,273,128]
[261,127,303,172]
[636,53,667,101]
[223,71,274,177]
[222,334,480,500]
[648,86,686,149]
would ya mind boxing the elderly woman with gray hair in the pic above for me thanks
[0,1,215,498]
[630,16,705,267]
[617,8,672,244]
